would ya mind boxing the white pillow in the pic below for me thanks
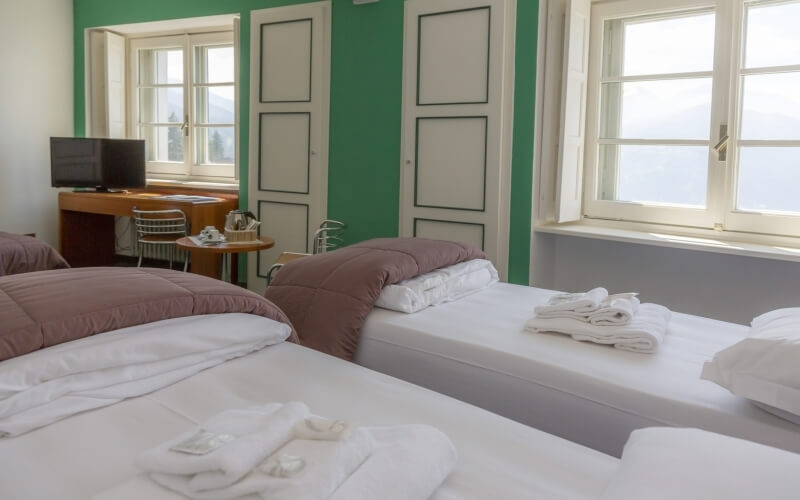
[602,427,800,500]
[375,259,499,313]
[701,308,800,420]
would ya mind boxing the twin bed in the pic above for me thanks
[0,316,618,500]
[1,237,798,499]
[356,282,800,456]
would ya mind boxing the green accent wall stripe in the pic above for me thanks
[73,0,537,285]
[508,0,537,283]
[326,0,403,247]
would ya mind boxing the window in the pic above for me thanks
[564,0,800,238]
[130,32,236,182]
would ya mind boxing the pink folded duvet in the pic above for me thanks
[0,267,295,362]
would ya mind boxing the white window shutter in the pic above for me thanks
[555,0,591,223]
[103,31,126,139]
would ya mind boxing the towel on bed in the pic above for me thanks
[534,287,609,314]
[525,303,671,354]
[95,424,456,500]
[137,403,309,491]
[150,427,375,500]
[126,401,456,500]
[535,289,640,326]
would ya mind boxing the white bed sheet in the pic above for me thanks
[0,315,617,500]
[356,283,800,457]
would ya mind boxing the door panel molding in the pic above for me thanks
[256,200,310,279]
[257,111,311,194]
[258,18,313,103]
[413,217,486,250]
[414,115,488,211]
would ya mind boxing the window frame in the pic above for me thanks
[128,30,236,183]
[723,0,800,236]
[583,0,731,229]
[563,0,800,240]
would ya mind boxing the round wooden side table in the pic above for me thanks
[176,236,274,284]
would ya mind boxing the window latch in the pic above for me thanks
[713,125,729,162]
[181,115,189,137]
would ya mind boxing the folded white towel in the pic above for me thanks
[93,425,457,500]
[535,291,639,326]
[534,287,609,315]
[525,303,671,354]
[588,295,640,326]
[150,427,375,500]
[330,425,457,500]
[136,402,308,491]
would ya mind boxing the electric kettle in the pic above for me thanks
[225,210,258,230]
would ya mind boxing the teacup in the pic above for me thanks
[200,227,221,241]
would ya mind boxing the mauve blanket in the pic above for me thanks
[0,232,69,276]
[0,267,296,362]
[264,237,486,360]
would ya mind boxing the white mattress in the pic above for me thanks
[0,316,617,500]
[356,283,800,457]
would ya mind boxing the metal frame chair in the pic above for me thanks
[132,208,189,271]
[265,219,346,285]
[312,219,346,254]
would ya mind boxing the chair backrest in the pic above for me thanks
[312,219,345,254]
[132,208,188,240]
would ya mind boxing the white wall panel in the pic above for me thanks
[418,7,490,105]
[416,117,486,210]
[260,19,312,102]
[256,201,309,283]
[258,113,310,193]
[415,219,484,250]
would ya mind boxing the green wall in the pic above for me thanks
[73,0,537,283]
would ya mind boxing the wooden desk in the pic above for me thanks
[175,236,274,284]
[58,191,237,278]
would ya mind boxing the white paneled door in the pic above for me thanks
[248,1,330,293]
[400,0,516,279]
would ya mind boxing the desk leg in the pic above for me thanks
[231,253,239,285]
[59,210,114,267]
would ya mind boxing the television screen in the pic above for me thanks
[50,137,146,190]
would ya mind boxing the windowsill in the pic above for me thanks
[535,220,800,263]
[146,178,240,193]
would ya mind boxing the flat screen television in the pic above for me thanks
[50,137,146,191]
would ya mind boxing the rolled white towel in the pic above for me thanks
[136,402,308,491]
[150,427,375,500]
[588,295,640,326]
[525,303,671,354]
[534,287,609,315]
